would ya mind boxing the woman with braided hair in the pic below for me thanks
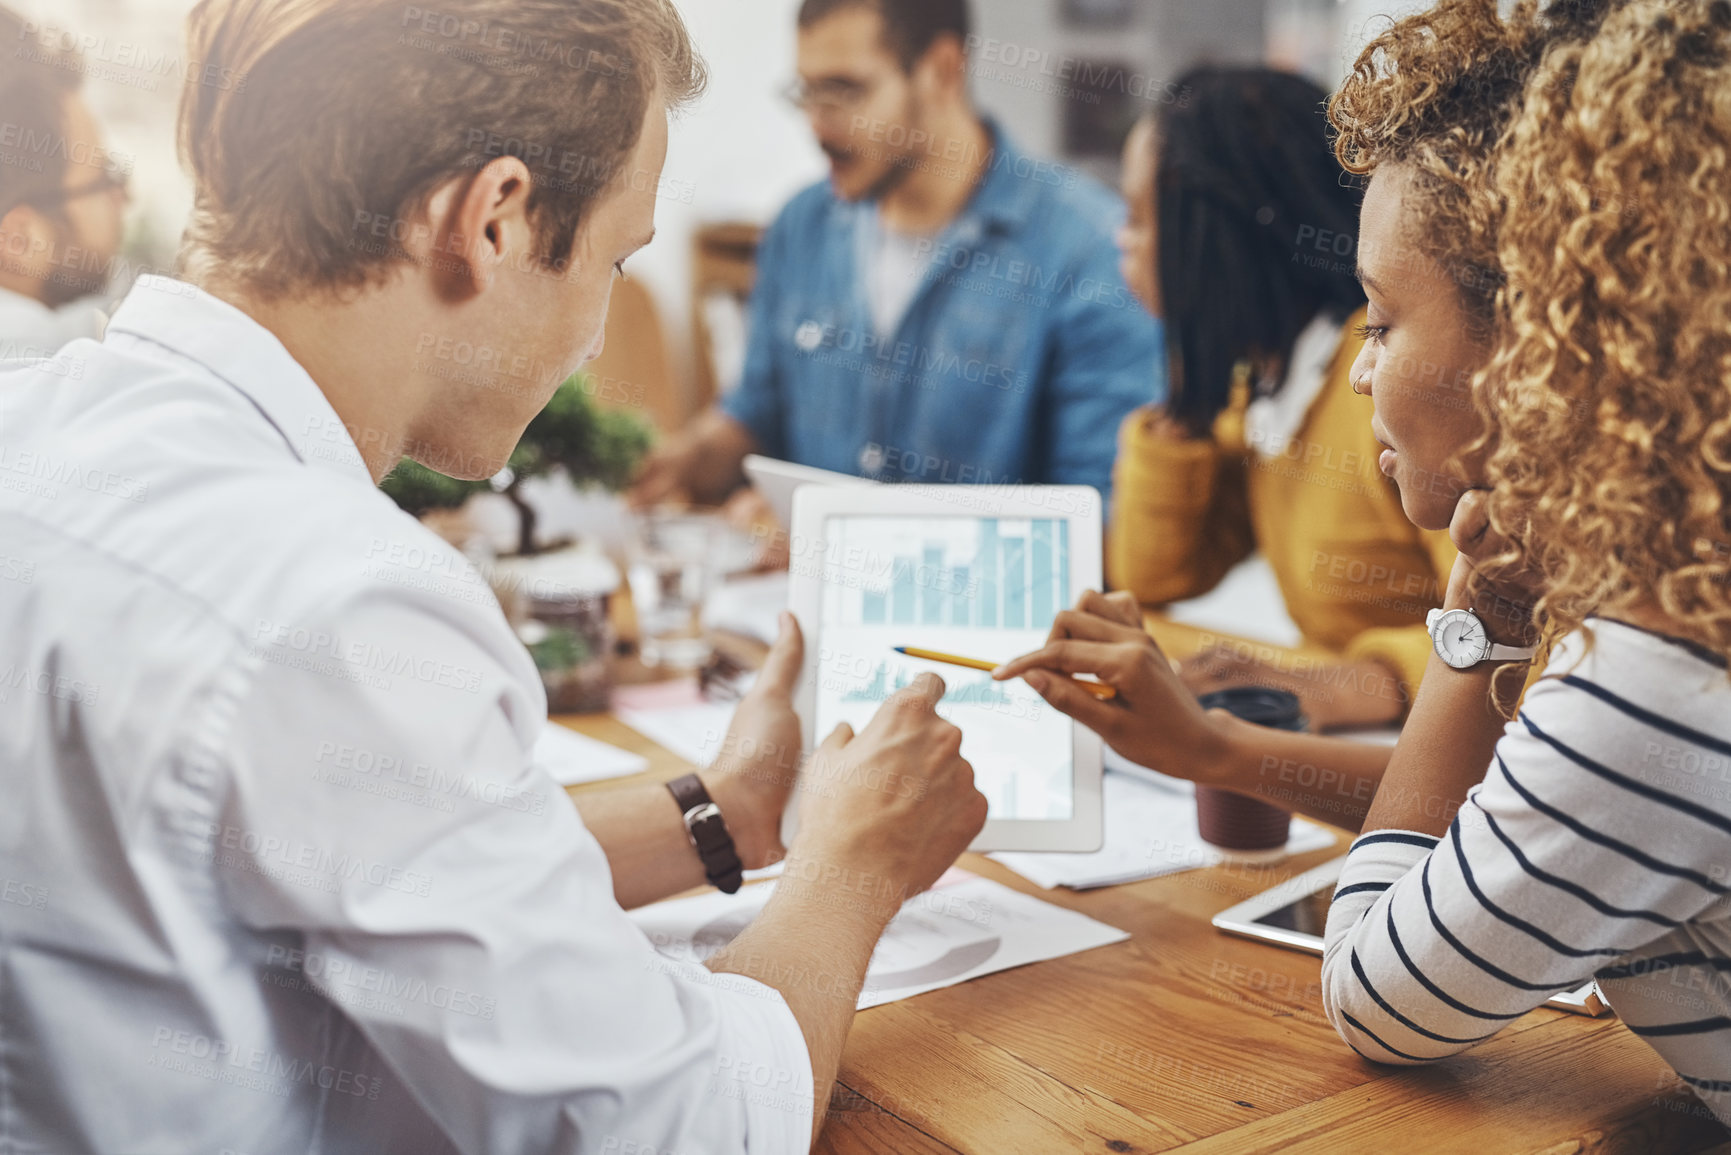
[1107,65,1457,733]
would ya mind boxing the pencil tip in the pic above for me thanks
[892,646,908,654]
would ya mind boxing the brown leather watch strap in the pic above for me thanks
[666,773,743,894]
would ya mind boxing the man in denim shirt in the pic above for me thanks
[632,0,1164,508]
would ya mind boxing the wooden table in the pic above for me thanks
[557,699,1731,1155]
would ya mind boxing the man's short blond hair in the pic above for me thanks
[176,0,704,297]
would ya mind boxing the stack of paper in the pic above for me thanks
[629,867,1128,1009]
[990,765,1337,890]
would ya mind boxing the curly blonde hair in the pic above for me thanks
[1327,0,1614,339]
[1485,0,1731,659]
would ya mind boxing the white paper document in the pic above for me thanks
[990,766,1338,890]
[612,678,744,768]
[702,571,790,643]
[532,723,650,786]
[629,868,1128,1009]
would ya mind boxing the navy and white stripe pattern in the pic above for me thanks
[1322,618,1731,1123]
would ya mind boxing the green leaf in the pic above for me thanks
[378,372,654,519]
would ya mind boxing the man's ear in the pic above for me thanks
[914,33,969,104]
[0,204,59,272]
[422,155,534,303]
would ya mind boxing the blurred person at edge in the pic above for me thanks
[0,0,987,1152]
[1107,67,1457,731]
[0,4,129,358]
[631,0,1164,520]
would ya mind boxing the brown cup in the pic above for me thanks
[1194,688,1304,855]
[1194,785,1292,853]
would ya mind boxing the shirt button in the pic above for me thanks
[794,320,823,352]
[858,444,885,473]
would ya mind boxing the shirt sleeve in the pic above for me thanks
[719,214,791,460]
[1036,239,1166,502]
[216,581,813,1155]
[1344,624,1436,704]
[1105,407,1252,604]
[1321,669,1728,1066]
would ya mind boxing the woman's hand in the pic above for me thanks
[992,590,1228,782]
[1446,489,1542,648]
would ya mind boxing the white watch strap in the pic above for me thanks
[1486,641,1537,662]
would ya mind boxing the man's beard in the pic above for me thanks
[39,217,112,307]
[825,94,923,202]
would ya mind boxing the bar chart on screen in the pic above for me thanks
[815,515,1074,821]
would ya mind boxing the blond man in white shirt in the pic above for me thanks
[0,1,986,1152]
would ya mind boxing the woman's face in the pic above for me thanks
[1350,164,1491,532]
[1116,116,1159,316]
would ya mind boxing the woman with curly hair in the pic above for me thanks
[1002,0,1731,1114]
[1320,0,1731,1119]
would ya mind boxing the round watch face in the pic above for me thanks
[1432,609,1489,669]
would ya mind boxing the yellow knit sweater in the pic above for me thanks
[1106,310,1456,697]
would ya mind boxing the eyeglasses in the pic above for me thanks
[32,166,130,209]
[781,76,883,117]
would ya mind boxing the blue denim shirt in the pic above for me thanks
[722,121,1165,501]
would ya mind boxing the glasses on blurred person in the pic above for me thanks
[31,164,130,210]
[781,76,881,118]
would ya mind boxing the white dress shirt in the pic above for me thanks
[0,284,108,362]
[0,276,813,1155]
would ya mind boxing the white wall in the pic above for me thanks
[13,0,1422,387]
[630,0,830,393]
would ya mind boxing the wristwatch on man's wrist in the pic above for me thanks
[1426,607,1538,670]
[666,773,744,893]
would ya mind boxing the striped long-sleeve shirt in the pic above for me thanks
[1322,618,1731,1123]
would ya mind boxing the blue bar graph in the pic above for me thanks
[838,517,1071,631]
[920,546,943,624]
[1031,521,1054,629]
[1058,521,1070,612]
[891,559,916,624]
[979,521,999,627]
[1003,534,1026,628]
[949,566,970,625]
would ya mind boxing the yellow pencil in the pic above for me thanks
[893,646,1118,700]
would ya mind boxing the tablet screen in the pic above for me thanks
[814,514,1073,820]
[1249,888,1332,938]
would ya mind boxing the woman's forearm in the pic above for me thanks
[1206,715,1396,831]
[1359,653,1510,837]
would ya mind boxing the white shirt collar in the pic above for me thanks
[1243,311,1347,460]
[0,285,109,358]
[104,275,372,485]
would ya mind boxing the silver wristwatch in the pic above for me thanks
[1426,607,1538,670]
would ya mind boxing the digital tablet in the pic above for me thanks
[784,485,1105,852]
[743,454,876,527]
[1212,856,1611,1017]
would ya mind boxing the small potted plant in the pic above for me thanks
[381,374,654,712]
[381,374,653,558]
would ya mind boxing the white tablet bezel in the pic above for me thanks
[1212,855,1610,1016]
[783,484,1105,852]
[743,454,877,527]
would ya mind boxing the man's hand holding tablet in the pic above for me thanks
[786,672,988,914]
